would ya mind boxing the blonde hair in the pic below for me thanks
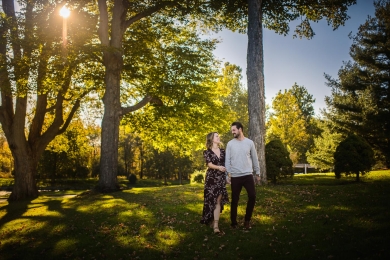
[205,132,223,149]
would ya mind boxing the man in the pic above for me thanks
[225,122,261,229]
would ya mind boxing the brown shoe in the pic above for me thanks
[244,221,252,230]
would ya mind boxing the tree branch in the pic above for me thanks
[121,95,163,116]
[97,0,110,46]
[57,88,92,136]
[57,99,82,135]
[123,1,182,29]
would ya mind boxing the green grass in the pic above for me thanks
[0,177,190,191]
[1,171,390,260]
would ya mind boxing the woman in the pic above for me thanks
[200,132,229,234]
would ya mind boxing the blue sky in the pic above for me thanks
[210,0,376,115]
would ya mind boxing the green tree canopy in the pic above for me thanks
[306,119,343,171]
[290,83,315,124]
[324,0,390,167]
[290,83,320,162]
[267,89,309,163]
[218,62,248,145]
[121,24,234,154]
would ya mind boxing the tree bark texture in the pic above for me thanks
[98,51,122,191]
[96,0,124,192]
[8,145,39,201]
[247,0,267,183]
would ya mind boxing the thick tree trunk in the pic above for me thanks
[97,51,122,192]
[8,145,39,201]
[247,0,267,184]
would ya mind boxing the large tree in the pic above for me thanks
[0,0,98,200]
[95,0,247,191]
[246,0,356,183]
[324,0,390,167]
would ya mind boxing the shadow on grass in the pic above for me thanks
[0,175,390,260]
[0,186,202,259]
[0,199,33,229]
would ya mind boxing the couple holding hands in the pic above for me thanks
[200,122,261,234]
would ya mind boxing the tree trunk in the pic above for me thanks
[97,51,123,192]
[247,0,267,183]
[140,143,144,179]
[8,145,39,201]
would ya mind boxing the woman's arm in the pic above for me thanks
[207,162,226,172]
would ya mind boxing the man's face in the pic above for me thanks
[231,125,240,138]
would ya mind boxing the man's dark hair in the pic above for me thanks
[231,121,244,131]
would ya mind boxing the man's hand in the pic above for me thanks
[226,176,231,185]
[255,175,261,185]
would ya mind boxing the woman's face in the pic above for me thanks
[212,133,220,144]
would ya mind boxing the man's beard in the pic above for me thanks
[233,133,239,138]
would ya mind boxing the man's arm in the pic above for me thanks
[225,142,231,173]
[250,141,260,175]
[225,142,231,183]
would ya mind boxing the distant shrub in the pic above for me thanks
[128,173,137,184]
[191,170,205,184]
[266,139,293,184]
[334,134,374,181]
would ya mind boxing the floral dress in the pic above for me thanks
[200,148,229,225]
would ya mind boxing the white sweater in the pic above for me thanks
[225,137,260,177]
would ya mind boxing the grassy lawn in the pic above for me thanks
[1,171,389,260]
[0,177,189,191]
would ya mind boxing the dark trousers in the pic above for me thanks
[230,174,256,225]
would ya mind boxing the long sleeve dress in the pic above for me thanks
[200,148,229,225]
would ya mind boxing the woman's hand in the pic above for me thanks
[218,166,226,172]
